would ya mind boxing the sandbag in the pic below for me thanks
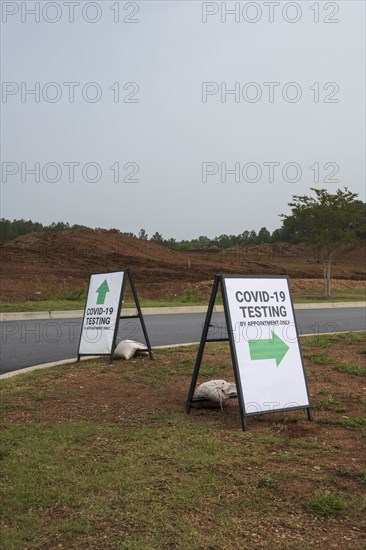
[194,379,237,407]
[114,339,147,360]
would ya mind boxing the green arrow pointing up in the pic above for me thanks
[248,331,289,367]
[96,279,110,305]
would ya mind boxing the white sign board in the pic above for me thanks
[78,271,125,356]
[222,276,310,415]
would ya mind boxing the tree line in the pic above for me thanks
[1,188,365,298]
[0,220,87,241]
[0,219,294,248]
[1,189,365,254]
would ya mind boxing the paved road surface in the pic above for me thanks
[1,307,365,375]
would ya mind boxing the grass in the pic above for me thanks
[334,364,365,377]
[0,297,213,313]
[303,332,366,347]
[303,352,334,365]
[315,396,347,413]
[335,467,366,485]
[318,417,366,430]
[306,490,347,517]
[0,288,364,313]
[293,288,365,303]
[1,333,366,548]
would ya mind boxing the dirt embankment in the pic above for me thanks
[0,229,365,301]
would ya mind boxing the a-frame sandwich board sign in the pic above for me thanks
[77,269,153,363]
[186,275,312,431]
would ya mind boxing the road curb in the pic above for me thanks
[1,302,365,321]
[0,342,199,379]
[2,330,365,380]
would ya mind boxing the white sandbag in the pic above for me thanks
[194,379,237,406]
[114,339,146,360]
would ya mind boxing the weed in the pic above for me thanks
[306,490,346,517]
[302,336,331,348]
[359,471,366,485]
[334,364,365,377]
[182,284,202,303]
[57,284,87,301]
[318,416,366,430]
[304,352,334,365]
[316,397,338,411]
[199,362,229,378]
[257,474,279,489]
[335,467,366,485]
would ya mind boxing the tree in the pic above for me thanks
[257,227,271,244]
[138,228,148,240]
[281,188,364,298]
[355,201,366,238]
[247,230,258,245]
[150,231,164,244]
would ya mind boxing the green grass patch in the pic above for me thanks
[0,416,278,548]
[334,363,365,377]
[257,474,279,489]
[303,352,334,365]
[1,334,366,548]
[318,416,366,430]
[302,332,366,346]
[0,299,86,312]
[1,289,364,312]
[293,289,365,303]
[316,396,347,412]
[335,468,366,485]
[301,336,332,348]
[306,490,347,517]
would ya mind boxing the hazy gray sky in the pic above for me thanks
[1,0,365,239]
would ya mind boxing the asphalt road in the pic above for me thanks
[1,307,365,375]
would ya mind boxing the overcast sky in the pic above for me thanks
[1,0,365,239]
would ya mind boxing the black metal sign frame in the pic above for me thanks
[186,274,312,431]
[77,269,153,363]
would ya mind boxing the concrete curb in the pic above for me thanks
[2,330,365,380]
[293,302,365,310]
[0,342,199,380]
[1,302,365,321]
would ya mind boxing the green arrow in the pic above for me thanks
[96,279,110,305]
[248,331,289,367]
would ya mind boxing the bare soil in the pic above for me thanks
[0,229,365,301]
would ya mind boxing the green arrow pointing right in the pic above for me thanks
[96,279,110,305]
[248,331,289,367]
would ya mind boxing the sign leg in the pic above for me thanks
[186,275,220,413]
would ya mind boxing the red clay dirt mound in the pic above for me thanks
[0,229,365,301]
